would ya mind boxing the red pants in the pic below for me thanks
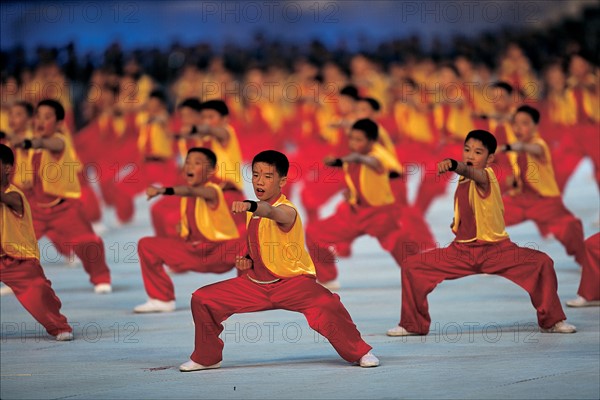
[579,233,600,301]
[1,256,72,336]
[138,237,243,301]
[112,160,179,223]
[503,193,587,267]
[189,275,372,366]
[31,200,111,285]
[306,202,411,282]
[79,172,102,223]
[399,240,567,334]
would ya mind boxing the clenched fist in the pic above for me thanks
[235,255,253,271]
[231,201,251,214]
[146,186,162,200]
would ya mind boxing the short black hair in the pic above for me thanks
[339,85,359,100]
[358,97,381,111]
[149,89,168,105]
[13,101,34,117]
[492,81,513,95]
[37,99,65,121]
[252,150,289,177]
[187,147,217,168]
[465,129,497,154]
[0,144,15,165]
[178,98,203,112]
[403,78,418,89]
[515,105,540,124]
[200,99,229,116]
[351,118,379,141]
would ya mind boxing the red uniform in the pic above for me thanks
[1,184,72,336]
[502,138,587,267]
[397,168,567,334]
[306,146,421,283]
[138,185,245,301]
[29,137,111,286]
[188,194,372,366]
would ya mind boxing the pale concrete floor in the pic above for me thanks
[1,160,599,400]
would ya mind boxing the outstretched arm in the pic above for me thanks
[11,136,65,153]
[438,158,490,193]
[232,200,296,230]
[501,142,544,158]
[195,125,231,147]
[324,152,384,174]
[146,185,218,203]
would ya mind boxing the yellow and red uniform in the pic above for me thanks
[138,182,244,301]
[150,124,246,238]
[188,193,372,366]
[502,136,587,267]
[306,145,415,282]
[397,168,567,334]
[28,133,111,286]
[1,184,72,336]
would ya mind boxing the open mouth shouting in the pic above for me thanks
[255,187,266,198]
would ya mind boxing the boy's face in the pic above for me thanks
[348,129,373,154]
[147,97,164,116]
[34,105,60,137]
[201,109,225,128]
[355,101,375,120]
[183,152,214,186]
[9,105,30,133]
[492,88,511,113]
[512,112,536,142]
[251,162,286,202]
[463,138,493,169]
[338,95,355,115]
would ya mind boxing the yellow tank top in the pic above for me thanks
[1,184,40,260]
[394,102,434,143]
[343,143,401,207]
[453,168,510,243]
[434,103,475,140]
[196,125,244,190]
[137,118,174,159]
[512,136,561,198]
[179,182,240,241]
[245,194,316,278]
[38,133,82,199]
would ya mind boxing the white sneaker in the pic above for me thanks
[318,279,341,291]
[358,352,379,368]
[566,295,600,308]
[133,298,175,313]
[0,284,14,296]
[94,283,112,294]
[56,331,74,341]
[386,325,420,337]
[179,359,221,372]
[92,222,108,235]
[540,320,577,334]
